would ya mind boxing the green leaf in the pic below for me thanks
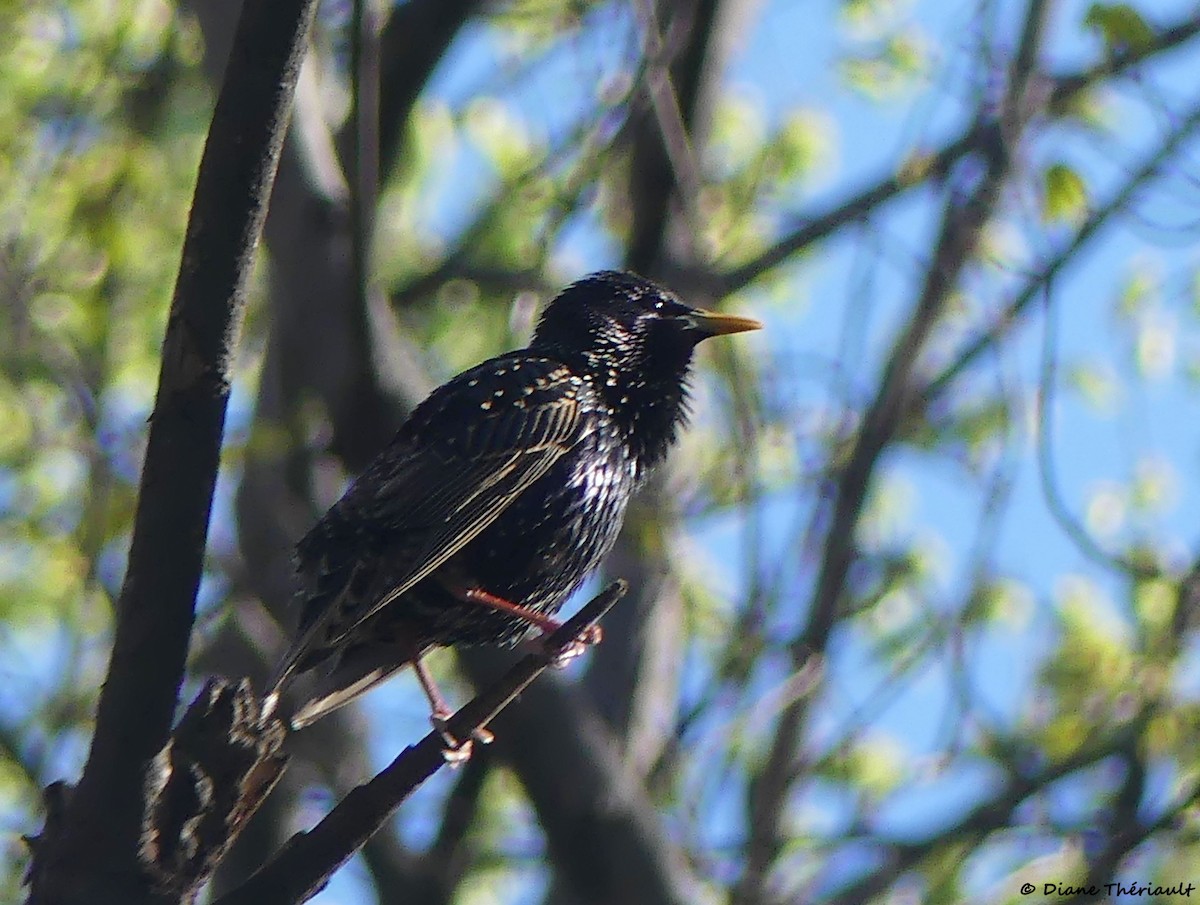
[846,732,908,799]
[1043,162,1088,223]
[1131,456,1177,512]
[773,110,833,182]
[1085,3,1155,53]
[465,97,542,177]
[839,29,928,99]
[1134,318,1175,379]
[1116,262,1160,319]
[1085,482,1126,537]
[1133,577,1175,630]
[1067,361,1121,413]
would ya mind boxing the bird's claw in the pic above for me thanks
[431,711,493,765]
[545,623,604,668]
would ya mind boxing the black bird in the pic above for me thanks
[264,271,760,753]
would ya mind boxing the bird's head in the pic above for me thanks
[532,271,761,357]
[531,270,762,469]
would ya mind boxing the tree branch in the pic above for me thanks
[181,1,473,894]
[348,0,382,337]
[213,582,627,905]
[25,0,318,900]
[375,0,483,176]
[140,680,287,902]
[625,0,725,275]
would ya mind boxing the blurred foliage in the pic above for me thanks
[5,0,1200,902]
[1085,2,1155,54]
[1042,162,1089,225]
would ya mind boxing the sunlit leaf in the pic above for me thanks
[839,29,929,98]
[1042,162,1088,224]
[847,733,908,798]
[773,109,835,183]
[840,0,915,38]
[1134,318,1175,379]
[1085,2,1155,53]
[1116,261,1160,320]
[465,97,543,176]
[971,576,1035,627]
[1131,455,1177,512]
[1085,482,1126,537]
[1067,361,1121,413]
[1133,577,1175,631]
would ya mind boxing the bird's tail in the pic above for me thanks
[262,643,418,730]
[259,644,308,725]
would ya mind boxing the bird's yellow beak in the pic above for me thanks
[687,309,764,336]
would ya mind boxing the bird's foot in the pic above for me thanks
[430,710,493,765]
[544,623,604,668]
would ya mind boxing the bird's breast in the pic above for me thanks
[489,415,635,587]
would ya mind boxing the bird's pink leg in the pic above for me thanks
[412,652,492,764]
[461,588,603,666]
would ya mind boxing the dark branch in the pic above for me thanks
[376,0,483,175]
[348,0,381,328]
[189,2,481,893]
[213,582,627,905]
[625,0,724,274]
[25,0,318,901]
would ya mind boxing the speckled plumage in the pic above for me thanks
[266,270,760,728]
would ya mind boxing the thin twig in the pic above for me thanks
[1035,278,1158,577]
[714,10,1200,297]
[920,98,1200,407]
[349,0,381,313]
[634,0,706,260]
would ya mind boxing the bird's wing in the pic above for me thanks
[344,391,584,631]
[267,363,585,697]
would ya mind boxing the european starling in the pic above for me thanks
[264,271,760,753]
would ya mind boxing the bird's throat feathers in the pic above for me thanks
[580,346,693,475]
